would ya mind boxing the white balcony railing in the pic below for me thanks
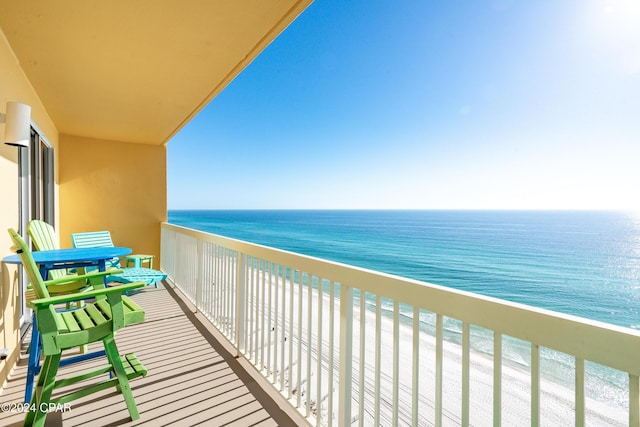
[160,222,640,427]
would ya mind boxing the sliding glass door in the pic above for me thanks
[17,128,55,327]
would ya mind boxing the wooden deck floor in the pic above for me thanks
[0,282,303,427]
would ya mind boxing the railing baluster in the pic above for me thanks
[203,243,210,317]
[211,245,216,318]
[306,274,313,417]
[338,283,354,427]
[281,266,287,392]
[253,257,258,358]
[223,249,229,335]
[436,314,443,427]
[211,244,216,322]
[273,264,279,384]
[288,268,295,399]
[207,244,218,319]
[575,357,585,427]
[631,374,640,427]
[247,256,253,358]
[225,249,229,335]
[195,239,201,313]
[234,251,238,337]
[229,250,234,338]
[230,250,234,339]
[264,261,273,379]
[212,245,217,318]
[297,271,304,409]
[531,343,540,427]
[317,278,324,427]
[219,246,224,326]
[214,245,220,324]
[236,253,246,356]
[221,248,226,333]
[245,255,250,347]
[213,245,217,318]
[253,258,257,365]
[261,260,267,372]
[221,246,226,327]
[203,242,209,316]
[374,295,381,427]
[358,291,366,427]
[494,332,502,427]
[201,242,207,313]
[412,306,419,426]
[392,300,400,427]
[462,322,470,427]
[328,281,335,427]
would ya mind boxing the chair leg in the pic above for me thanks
[26,317,88,404]
[24,322,42,404]
[24,353,60,427]
[103,336,140,421]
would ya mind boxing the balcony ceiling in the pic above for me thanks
[0,0,311,145]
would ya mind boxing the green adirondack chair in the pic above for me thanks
[23,220,148,404]
[23,220,97,402]
[8,228,148,427]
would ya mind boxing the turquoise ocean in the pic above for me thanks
[168,209,640,411]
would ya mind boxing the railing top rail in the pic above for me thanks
[162,222,640,375]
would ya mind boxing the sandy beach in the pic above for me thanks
[237,270,627,426]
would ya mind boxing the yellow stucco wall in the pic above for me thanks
[0,29,59,386]
[58,134,167,261]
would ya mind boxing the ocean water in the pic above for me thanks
[168,209,640,410]
[169,209,640,328]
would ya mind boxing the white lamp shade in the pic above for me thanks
[4,102,31,147]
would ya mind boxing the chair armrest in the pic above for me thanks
[42,269,124,287]
[29,282,145,308]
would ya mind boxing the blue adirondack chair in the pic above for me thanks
[71,230,167,287]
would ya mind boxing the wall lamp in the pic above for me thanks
[0,101,31,148]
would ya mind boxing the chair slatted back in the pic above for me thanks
[71,231,114,248]
[27,220,69,281]
[8,228,50,300]
[71,231,120,268]
[27,220,57,251]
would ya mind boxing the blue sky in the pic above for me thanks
[168,0,640,210]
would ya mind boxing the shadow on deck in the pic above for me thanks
[0,282,302,426]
